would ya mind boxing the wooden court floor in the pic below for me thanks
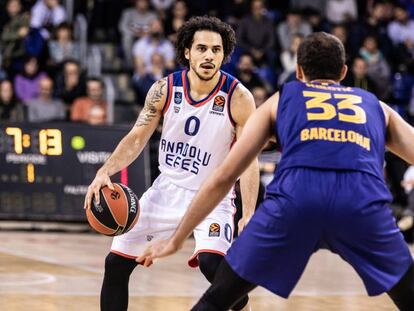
[0,232,411,311]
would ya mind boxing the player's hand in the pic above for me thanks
[83,171,114,210]
[136,238,183,267]
[238,216,252,234]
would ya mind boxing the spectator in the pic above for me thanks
[164,0,188,44]
[237,0,275,65]
[387,4,414,63]
[87,104,107,125]
[30,0,67,39]
[26,76,65,122]
[151,0,174,11]
[150,0,174,20]
[118,0,157,66]
[279,33,303,85]
[222,0,250,26]
[388,5,414,47]
[277,9,312,53]
[383,1,396,21]
[0,79,24,121]
[133,52,166,106]
[359,35,391,100]
[54,60,86,106]
[303,7,330,33]
[0,0,30,72]
[14,56,47,102]
[342,57,377,93]
[325,0,357,24]
[330,24,358,61]
[357,1,393,60]
[48,23,81,66]
[132,18,175,77]
[234,53,266,92]
[70,78,107,123]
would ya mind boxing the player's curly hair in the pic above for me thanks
[297,32,346,81]
[175,16,236,68]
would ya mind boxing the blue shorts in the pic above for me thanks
[226,168,413,298]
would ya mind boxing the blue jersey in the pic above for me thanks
[275,81,387,179]
[225,80,412,299]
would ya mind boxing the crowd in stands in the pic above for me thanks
[1,0,414,228]
[1,0,414,124]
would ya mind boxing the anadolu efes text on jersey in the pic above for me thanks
[159,70,239,190]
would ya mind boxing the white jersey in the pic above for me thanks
[159,70,239,190]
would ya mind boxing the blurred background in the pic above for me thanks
[0,0,413,241]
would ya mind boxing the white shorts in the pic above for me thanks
[111,174,236,267]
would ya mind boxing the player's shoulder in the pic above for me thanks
[219,71,249,98]
[231,82,254,106]
[220,70,238,84]
[347,86,381,109]
[144,78,170,110]
[164,69,189,88]
[352,86,378,99]
[228,80,256,125]
[150,77,168,92]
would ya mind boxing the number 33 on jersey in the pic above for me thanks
[276,81,387,181]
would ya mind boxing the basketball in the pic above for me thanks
[86,183,140,236]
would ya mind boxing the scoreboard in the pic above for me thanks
[0,123,150,221]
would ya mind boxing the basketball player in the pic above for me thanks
[138,32,414,310]
[84,16,259,311]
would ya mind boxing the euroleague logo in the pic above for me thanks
[209,223,220,237]
[212,95,225,113]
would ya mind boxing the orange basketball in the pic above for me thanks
[86,183,140,236]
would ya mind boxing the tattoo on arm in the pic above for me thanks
[135,79,166,127]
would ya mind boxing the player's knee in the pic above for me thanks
[387,263,414,311]
[104,252,137,280]
[198,252,223,283]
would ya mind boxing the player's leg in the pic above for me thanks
[193,258,257,311]
[101,175,187,310]
[192,168,322,307]
[387,263,414,311]
[326,171,413,306]
[191,198,251,311]
[101,252,138,311]
[198,252,250,310]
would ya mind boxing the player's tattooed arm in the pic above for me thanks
[135,78,167,127]
[84,78,167,209]
[99,78,166,176]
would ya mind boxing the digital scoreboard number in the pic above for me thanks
[0,123,150,221]
[5,127,63,156]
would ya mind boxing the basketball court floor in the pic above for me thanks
[0,231,412,310]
